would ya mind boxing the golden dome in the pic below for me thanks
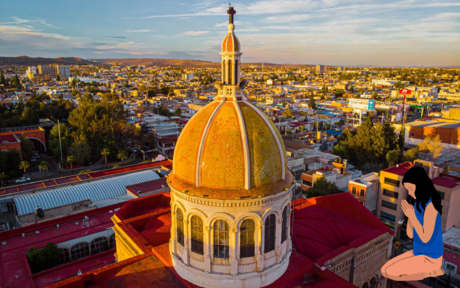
[171,99,291,199]
[221,31,240,52]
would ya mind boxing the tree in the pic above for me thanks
[305,176,340,198]
[0,71,5,85]
[19,161,30,176]
[39,161,48,178]
[398,126,405,151]
[403,148,419,162]
[101,148,110,169]
[286,129,292,135]
[332,144,350,160]
[27,242,60,274]
[308,95,316,110]
[21,107,38,125]
[335,121,341,127]
[394,81,406,98]
[117,149,128,164]
[56,74,61,81]
[0,172,7,188]
[19,134,35,161]
[442,165,449,174]
[282,109,293,118]
[417,134,443,159]
[67,155,75,175]
[386,150,399,167]
[11,74,20,87]
[320,94,325,101]
[175,108,182,116]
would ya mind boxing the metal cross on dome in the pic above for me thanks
[227,5,236,24]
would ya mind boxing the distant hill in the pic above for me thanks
[0,56,97,66]
[0,56,316,68]
[92,58,316,68]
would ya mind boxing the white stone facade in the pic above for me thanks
[169,186,293,288]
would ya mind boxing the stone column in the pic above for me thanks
[276,217,283,263]
[183,219,190,265]
[171,208,177,255]
[257,225,264,272]
[204,225,212,272]
[231,227,238,275]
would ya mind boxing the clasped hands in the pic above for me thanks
[401,200,416,221]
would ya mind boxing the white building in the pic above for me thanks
[56,65,71,80]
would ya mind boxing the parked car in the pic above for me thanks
[15,177,31,183]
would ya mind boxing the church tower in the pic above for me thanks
[168,6,293,288]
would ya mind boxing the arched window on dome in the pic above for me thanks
[176,209,184,246]
[222,60,226,84]
[282,206,289,243]
[235,60,238,84]
[264,214,276,253]
[362,283,369,288]
[191,216,204,255]
[240,219,255,258]
[228,60,233,85]
[213,220,229,258]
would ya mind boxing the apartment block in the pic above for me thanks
[348,172,379,214]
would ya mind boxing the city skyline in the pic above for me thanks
[1,0,459,67]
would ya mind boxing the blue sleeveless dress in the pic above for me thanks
[413,198,443,258]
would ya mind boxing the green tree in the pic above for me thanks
[117,149,128,164]
[386,150,399,167]
[19,134,35,161]
[442,165,450,174]
[332,144,350,160]
[282,109,293,118]
[56,74,61,81]
[39,161,48,178]
[11,74,21,87]
[417,134,443,158]
[305,176,340,198]
[403,148,419,162]
[19,161,30,176]
[27,242,60,274]
[0,71,5,85]
[398,126,405,151]
[67,155,75,175]
[175,108,182,116]
[308,95,316,110]
[68,133,91,165]
[320,94,325,101]
[101,148,110,169]
[48,124,71,162]
[0,172,7,188]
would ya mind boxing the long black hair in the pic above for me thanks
[402,166,442,216]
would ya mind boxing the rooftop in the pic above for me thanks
[442,226,460,249]
[432,174,460,189]
[381,161,413,177]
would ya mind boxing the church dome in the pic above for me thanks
[221,29,240,52]
[171,99,291,200]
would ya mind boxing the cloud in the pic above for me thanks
[95,41,136,50]
[262,14,313,23]
[107,36,127,39]
[184,31,209,36]
[215,20,245,27]
[422,12,460,21]
[126,29,152,33]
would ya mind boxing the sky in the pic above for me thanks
[0,0,459,66]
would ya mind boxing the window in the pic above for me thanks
[59,248,70,264]
[282,207,289,243]
[381,211,396,221]
[228,60,233,85]
[362,283,369,288]
[302,179,312,187]
[235,60,238,83]
[264,214,276,253]
[439,192,445,200]
[176,209,184,246]
[445,262,457,273]
[382,200,397,211]
[351,186,357,196]
[70,243,90,261]
[240,219,255,258]
[384,178,400,187]
[108,234,115,249]
[91,237,108,255]
[359,189,365,198]
[410,133,415,137]
[213,220,229,258]
[383,189,399,199]
[191,216,204,255]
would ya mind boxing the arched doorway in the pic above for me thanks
[28,137,47,152]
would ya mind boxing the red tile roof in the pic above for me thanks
[381,162,413,176]
[432,176,460,189]
[0,134,19,143]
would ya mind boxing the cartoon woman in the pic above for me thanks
[381,166,445,281]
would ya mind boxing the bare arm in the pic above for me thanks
[410,203,437,243]
[406,218,413,239]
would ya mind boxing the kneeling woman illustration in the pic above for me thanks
[381,166,445,281]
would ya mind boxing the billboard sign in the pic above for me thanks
[348,99,375,110]
[399,89,412,95]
